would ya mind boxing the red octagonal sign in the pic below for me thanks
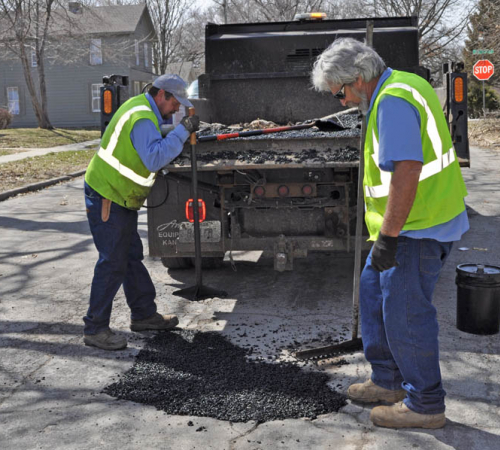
[473,59,495,81]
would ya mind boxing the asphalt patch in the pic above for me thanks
[104,330,347,422]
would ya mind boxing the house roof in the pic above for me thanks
[0,4,153,40]
[51,3,151,35]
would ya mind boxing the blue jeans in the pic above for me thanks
[83,182,156,335]
[360,236,453,414]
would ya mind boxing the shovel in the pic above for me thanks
[197,116,348,143]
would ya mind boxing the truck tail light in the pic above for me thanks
[453,77,464,103]
[278,185,289,197]
[185,199,206,223]
[254,186,265,197]
[302,184,313,196]
[103,88,113,114]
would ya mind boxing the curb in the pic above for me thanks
[0,170,86,202]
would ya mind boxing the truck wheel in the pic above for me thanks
[161,257,193,270]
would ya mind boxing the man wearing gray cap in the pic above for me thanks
[83,74,199,350]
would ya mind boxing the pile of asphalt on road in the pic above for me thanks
[104,330,347,422]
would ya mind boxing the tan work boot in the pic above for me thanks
[370,401,446,429]
[130,312,179,332]
[84,328,127,351]
[347,379,406,403]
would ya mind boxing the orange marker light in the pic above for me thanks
[185,199,206,223]
[454,77,464,103]
[310,12,327,19]
[103,89,113,114]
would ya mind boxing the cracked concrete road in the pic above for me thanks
[1,146,500,450]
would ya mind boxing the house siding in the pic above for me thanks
[0,6,156,128]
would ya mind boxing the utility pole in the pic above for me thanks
[223,0,228,24]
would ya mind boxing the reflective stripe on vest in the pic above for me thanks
[97,105,156,188]
[365,82,456,199]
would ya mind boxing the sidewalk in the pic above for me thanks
[0,139,101,164]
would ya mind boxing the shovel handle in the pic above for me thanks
[189,107,196,145]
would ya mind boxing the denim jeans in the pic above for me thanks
[83,181,156,335]
[360,236,453,414]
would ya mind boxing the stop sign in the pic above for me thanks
[473,60,495,81]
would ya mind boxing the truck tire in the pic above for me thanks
[161,257,193,270]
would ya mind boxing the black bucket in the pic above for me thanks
[456,264,500,335]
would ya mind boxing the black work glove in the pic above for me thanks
[371,232,399,272]
[180,115,200,133]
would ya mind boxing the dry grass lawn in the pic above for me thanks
[0,128,100,150]
[0,150,95,193]
[468,119,500,149]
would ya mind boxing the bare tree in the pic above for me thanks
[0,1,155,128]
[207,0,328,23]
[373,0,473,79]
[0,0,59,128]
[147,0,189,74]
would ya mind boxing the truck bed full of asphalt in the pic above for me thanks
[171,116,362,171]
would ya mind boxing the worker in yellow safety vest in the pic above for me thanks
[311,38,468,429]
[83,74,199,351]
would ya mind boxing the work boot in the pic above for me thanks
[84,329,127,351]
[370,401,446,429]
[347,379,406,403]
[130,312,179,332]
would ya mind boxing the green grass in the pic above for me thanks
[0,149,95,192]
[0,128,100,149]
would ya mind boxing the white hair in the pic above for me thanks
[311,38,386,92]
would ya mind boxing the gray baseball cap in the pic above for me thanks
[152,74,193,108]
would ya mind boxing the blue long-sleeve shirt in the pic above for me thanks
[130,93,189,172]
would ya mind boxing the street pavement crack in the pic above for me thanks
[229,421,260,450]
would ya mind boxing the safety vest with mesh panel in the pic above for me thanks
[85,94,159,210]
[364,70,468,241]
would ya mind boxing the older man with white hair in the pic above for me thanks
[312,38,469,429]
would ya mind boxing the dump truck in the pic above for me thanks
[142,15,469,271]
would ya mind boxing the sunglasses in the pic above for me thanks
[332,84,346,99]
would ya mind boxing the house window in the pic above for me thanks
[31,49,37,67]
[144,42,149,67]
[91,83,103,112]
[7,87,20,115]
[90,39,102,65]
[134,81,140,95]
[135,40,140,66]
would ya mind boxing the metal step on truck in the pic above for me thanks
[141,15,470,272]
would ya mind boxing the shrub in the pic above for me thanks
[0,108,12,129]
[467,82,500,118]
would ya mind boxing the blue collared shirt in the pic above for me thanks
[130,93,189,172]
[366,68,469,242]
